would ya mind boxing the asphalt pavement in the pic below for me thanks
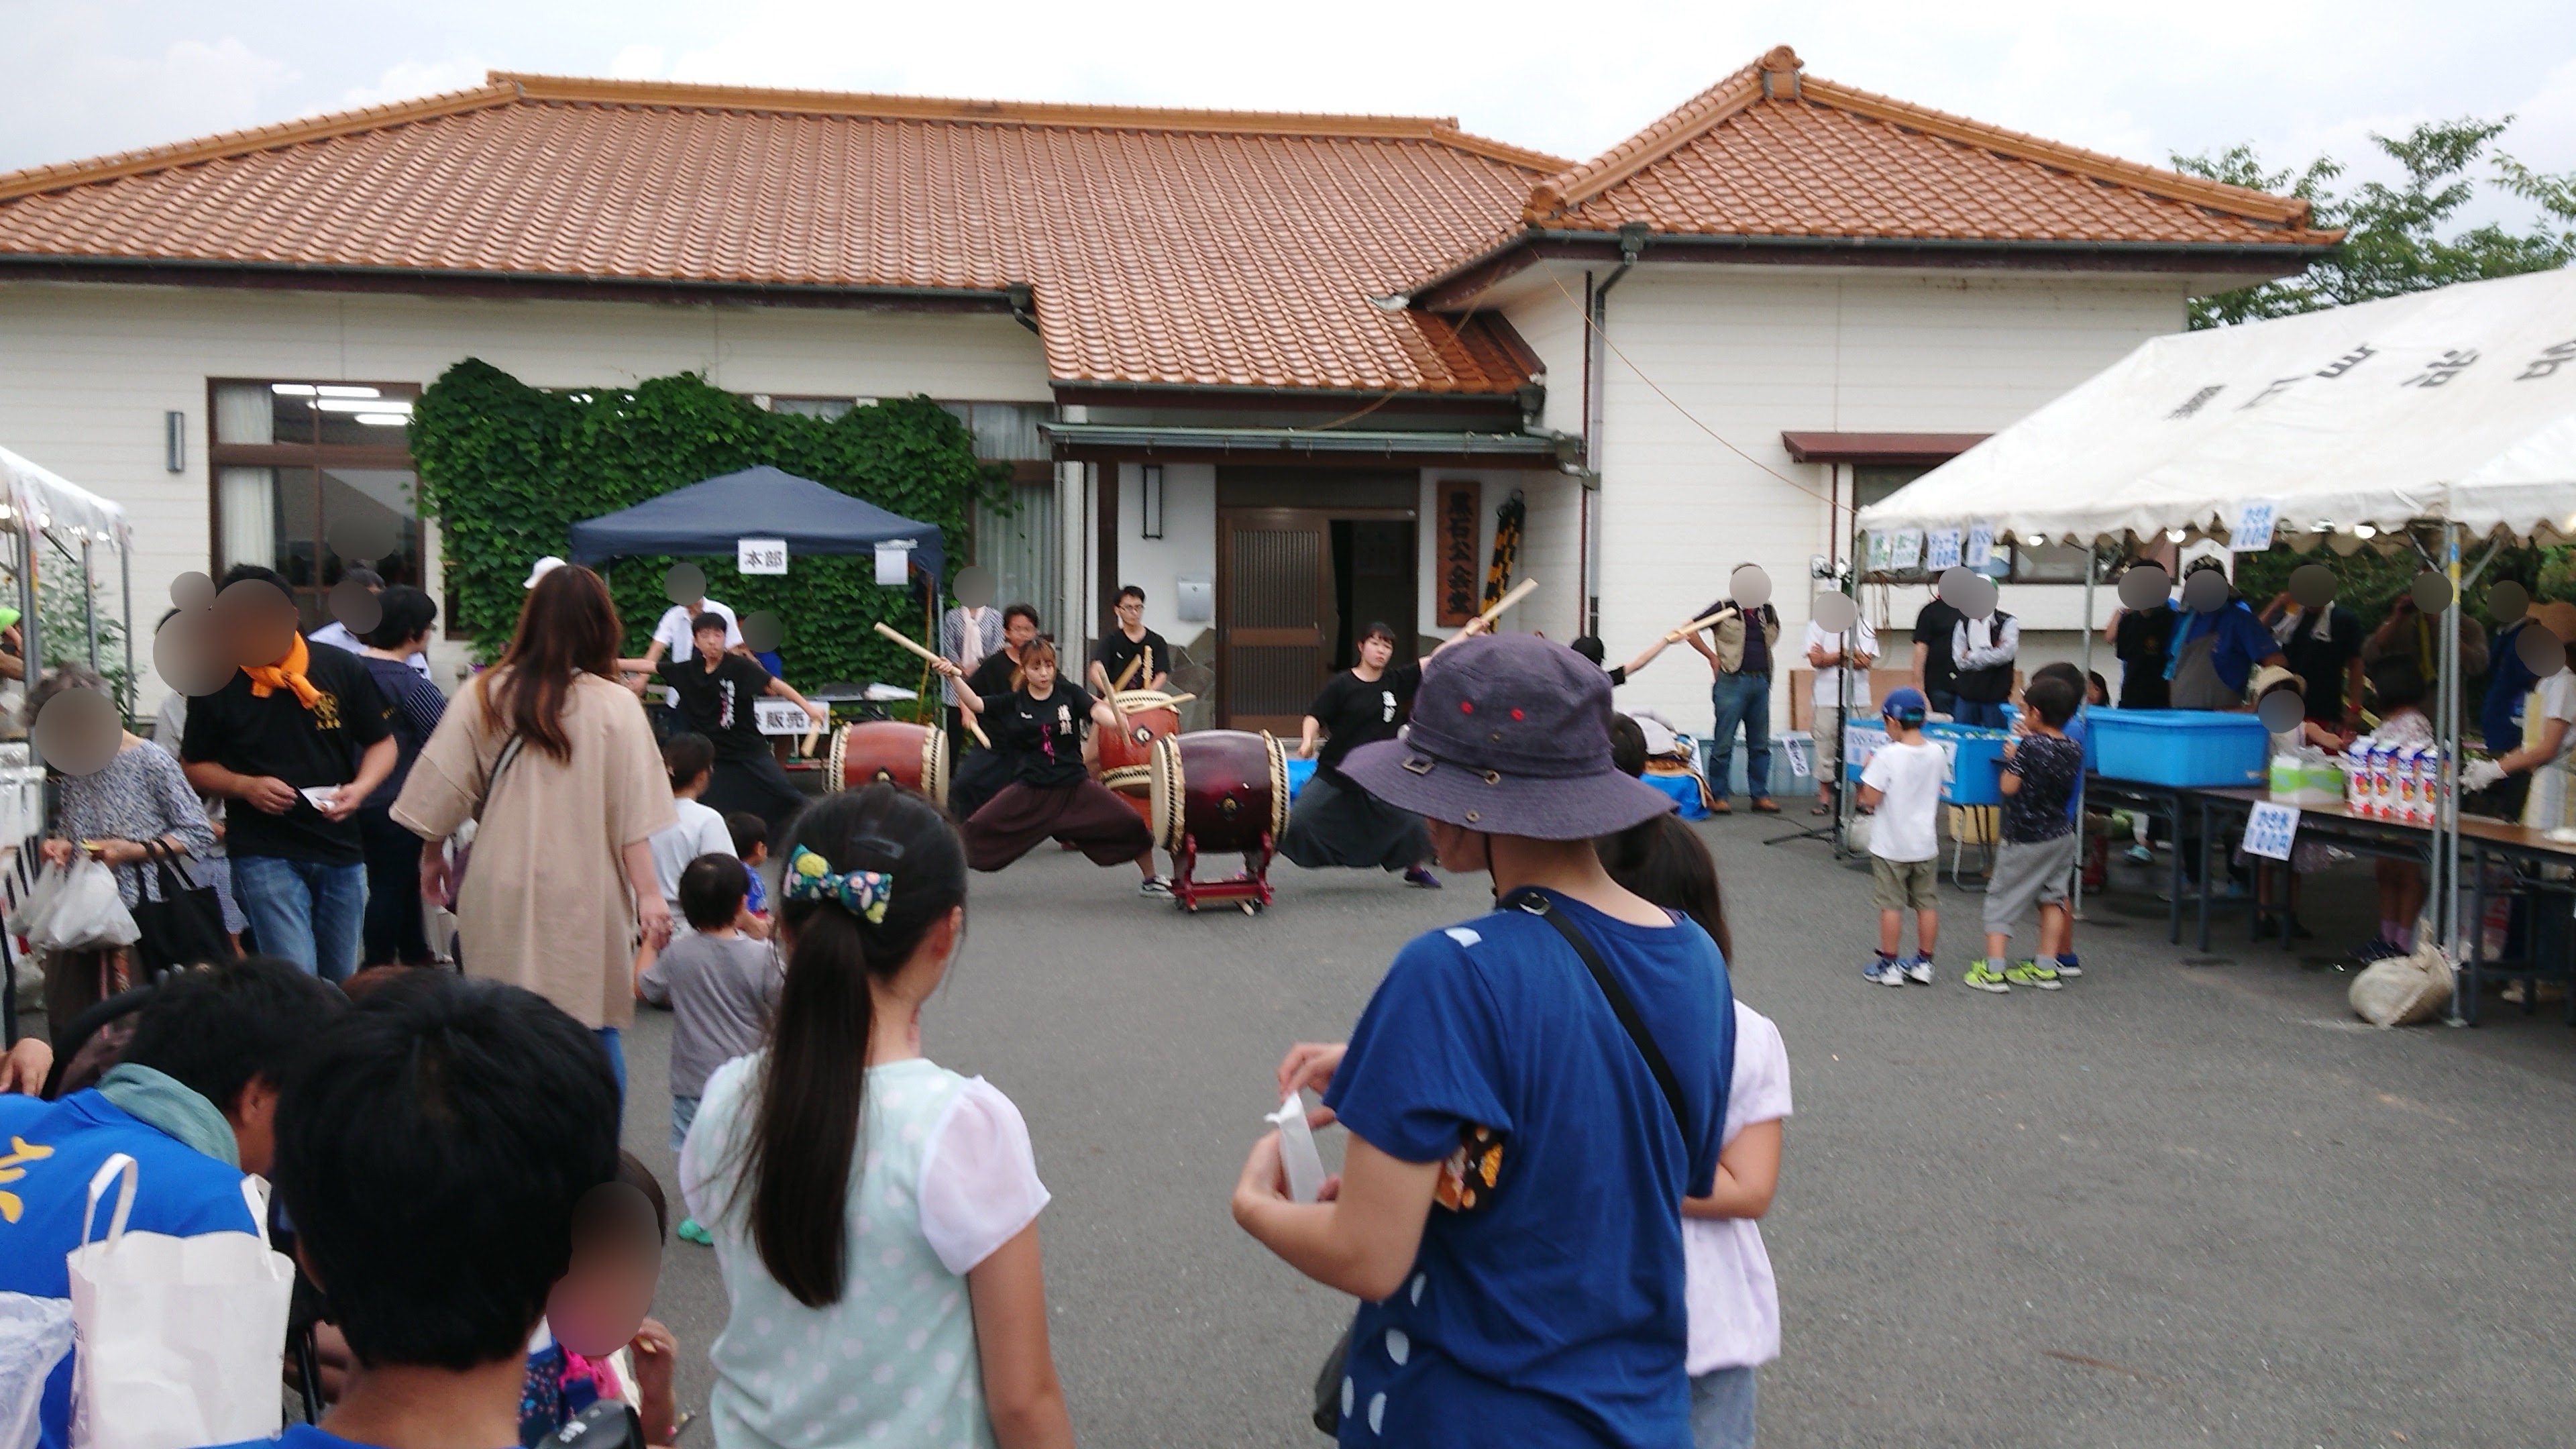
[623,816,2576,1447]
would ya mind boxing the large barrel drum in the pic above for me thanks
[1094,690,1181,796]
[1148,729,1289,855]
[826,721,949,806]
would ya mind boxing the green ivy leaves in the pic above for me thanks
[411,360,1008,690]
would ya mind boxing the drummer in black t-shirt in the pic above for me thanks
[624,612,826,837]
[949,604,1041,820]
[952,637,1168,896]
[1089,586,1172,703]
[1279,618,1487,887]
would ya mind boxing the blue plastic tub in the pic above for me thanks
[2088,708,2269,787]
[1285,755,1316,801]
[1924,722,2010,805]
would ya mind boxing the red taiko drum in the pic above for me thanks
[827,721,949,806]
[1094,690,1181,797]
[1148,729,1288,855]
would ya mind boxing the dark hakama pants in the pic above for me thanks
[1278,770,1429,872]
[963,780,1154,872]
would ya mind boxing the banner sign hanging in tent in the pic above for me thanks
[1892,531,1924,570]
[1866,531,1894,573]
[737,538,788,575]
[874,540,915,586]
[1925,529,1961,572]
[2231,500,2281,553]
[1964,524,1994,570]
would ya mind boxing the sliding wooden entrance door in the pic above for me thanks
[1219,509,1336,734]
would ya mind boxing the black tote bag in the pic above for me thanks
[127,841,233,978]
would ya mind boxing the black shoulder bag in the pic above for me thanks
[125,841,231,979]
[1310,890,1707,1434]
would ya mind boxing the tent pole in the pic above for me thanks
[19,525,39,769]
[119,539,134,720]
[2074,542,2099,919]
[2443,522,2465,1025]
[78,537,98,671]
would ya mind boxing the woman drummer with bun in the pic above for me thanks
[950,637,1171,898]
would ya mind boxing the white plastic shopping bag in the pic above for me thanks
[65,1154,295,1449]
[30,859,137,955]
[0,1292,75,1449]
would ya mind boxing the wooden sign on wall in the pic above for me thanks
[1436,480,1483,627]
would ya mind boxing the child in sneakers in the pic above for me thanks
[636,853,780,1245]
[1856,687,1943,986]
[724,808,774,940]
[1968,673,2084,992]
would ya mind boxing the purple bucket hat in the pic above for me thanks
[1339,633,1678,841]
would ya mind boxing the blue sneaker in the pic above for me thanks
[1863,956,1908,987]
[1902,955,1935,985]
[2051,954,2083,979]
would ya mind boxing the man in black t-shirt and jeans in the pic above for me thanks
[631,614,826,838]
[180,564,396,981]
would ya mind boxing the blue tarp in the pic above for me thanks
[566,466,943,580]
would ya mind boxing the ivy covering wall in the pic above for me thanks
[410,359,1006,686]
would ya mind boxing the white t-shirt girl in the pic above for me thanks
[1684,1001,1793,1375]
[681,1053,1049,1448]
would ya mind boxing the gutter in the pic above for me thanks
[1580,223,1647,632]
[1411,228,2341,309]
[0,252,1031,312]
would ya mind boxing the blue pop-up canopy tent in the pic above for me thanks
[566,466,944,580]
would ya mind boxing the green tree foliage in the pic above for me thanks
[2176,117,2576,329]
[409,360,1008,689]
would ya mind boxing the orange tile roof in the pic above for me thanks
[1521,48,2337,246]
[0,55,2333,395]
[0,73,1564,394]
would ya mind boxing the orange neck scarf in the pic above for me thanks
[244,633,323,709]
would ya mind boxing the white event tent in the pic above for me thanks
[0,444,136,717]
[1854,266,2576,1004]
[1855,266,2576,550]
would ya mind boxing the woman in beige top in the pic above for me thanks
[394,565,675,1087]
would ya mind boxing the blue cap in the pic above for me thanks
[1882,687,1928,724]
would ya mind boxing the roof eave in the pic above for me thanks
[1040,421,1577,468]
[0,253,1032,313]
[1413,229,2340,309]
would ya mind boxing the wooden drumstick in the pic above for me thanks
[1664,607,1734,643]
[872,622,994,748]
[1477,577,1540,628]
[1113,654,1143,692]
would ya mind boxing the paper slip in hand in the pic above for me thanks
[300,787,339,810]
[1267,1093,1326,1204]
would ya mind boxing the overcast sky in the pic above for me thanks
[7,1,2575,226]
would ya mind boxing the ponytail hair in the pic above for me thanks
[739,786,968,1307]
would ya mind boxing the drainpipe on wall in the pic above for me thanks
[1580,222,1648,636]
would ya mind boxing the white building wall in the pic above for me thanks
[1112,462,1218,646]
[1504,264,2188,737]
[0,281,1053,708]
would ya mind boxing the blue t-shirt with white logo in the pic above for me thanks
[0,1090,257,1449]
[1322,891,1732,1447]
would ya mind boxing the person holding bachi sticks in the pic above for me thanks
[1281,616,1491,888]
[947,638,1171,898]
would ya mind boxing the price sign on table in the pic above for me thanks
[2242,800,2302,861]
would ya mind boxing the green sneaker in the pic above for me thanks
[677,1216,715,1246]
[1962,961,2010,994]
[2002,959,2063,990]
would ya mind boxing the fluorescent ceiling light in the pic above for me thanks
[315,398,411,414]
[314,384,381,398]
[354,414,410,427]
[270,383,317,396]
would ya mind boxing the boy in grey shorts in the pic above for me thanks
[1858,686,1944,987]
[1967,672,2086,994]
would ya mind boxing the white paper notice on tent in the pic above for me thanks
[2231,500,2281,553]
[2242,800,2300,860]
[737,538,788,575]
[1892,531,1924,570]
[1925,529,1961,572]
[874,541,914,586]
[1964,524,1994,570]
[1865,531,1894,573]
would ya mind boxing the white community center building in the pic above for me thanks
[0,47,2331,746]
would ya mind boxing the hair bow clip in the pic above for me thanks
[786,845,893,924]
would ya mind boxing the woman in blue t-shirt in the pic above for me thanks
[1233,634,1733,1448]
